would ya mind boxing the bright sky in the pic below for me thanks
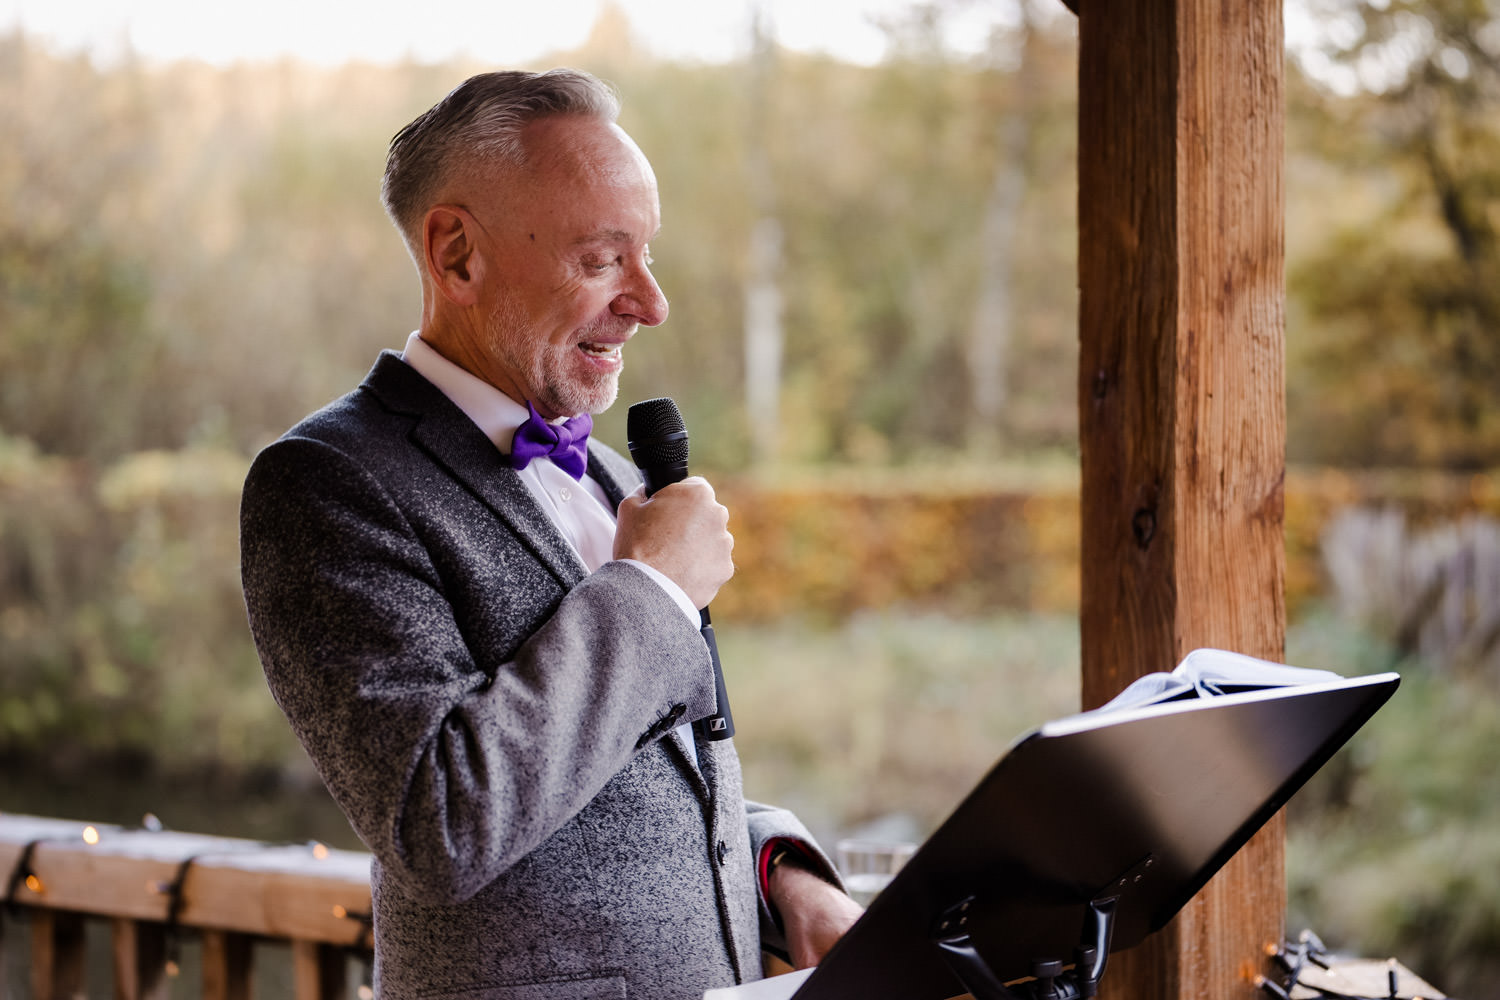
[0,0,1012,67]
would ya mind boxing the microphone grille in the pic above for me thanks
[627,397,690,468]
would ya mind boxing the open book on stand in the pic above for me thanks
[707,649,1399,1000]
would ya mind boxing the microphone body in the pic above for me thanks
[627,398,735,742]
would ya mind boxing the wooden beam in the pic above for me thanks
[0,815,372,947]
[1077,0,1286,997]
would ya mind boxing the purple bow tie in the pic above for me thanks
[505,402,592,480]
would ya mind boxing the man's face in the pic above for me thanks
[468,115,668,419]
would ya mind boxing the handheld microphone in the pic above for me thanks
[626,397,735,742]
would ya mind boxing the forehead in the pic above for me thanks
[524,116,651,182]
[490,116,660,240]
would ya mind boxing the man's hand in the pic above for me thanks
[769,863,865,970]
[613,478,734,609]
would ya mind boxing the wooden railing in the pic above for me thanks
[2,813,373,999]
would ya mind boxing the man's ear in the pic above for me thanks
[423,206,485,306]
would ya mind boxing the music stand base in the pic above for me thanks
[931,875,1128,1000]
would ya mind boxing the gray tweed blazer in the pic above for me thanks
[240,352,828,999]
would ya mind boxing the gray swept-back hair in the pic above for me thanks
[380,68,621,263]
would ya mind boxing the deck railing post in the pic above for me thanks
[201,928,255,1000]
[293,939,347,1000]
[2,815,374,1000]
[110,917,169,1000]
[30,908,87,1000]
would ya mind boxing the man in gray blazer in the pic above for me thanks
[240,69,861,999]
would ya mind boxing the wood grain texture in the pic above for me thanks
[1077,0,1287,996]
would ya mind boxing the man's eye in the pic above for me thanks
[581,249,651,273]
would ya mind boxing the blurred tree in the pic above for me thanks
[0,36,423,459]
[575,7,1079,469]
[743,2,786,468]
[1,18,1083,472]
[0,35,163,460]
[740,3,1078,467]
[1288,0,1500,469]
[965,0,1044,454]
[137,59,422,454]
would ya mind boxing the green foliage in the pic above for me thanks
[0,40,428,461]
[1287,617,1500,997]
[1,24,1082,470]
[0,39,161,459]
[721,610,1081,841]
[612,24,1086,465]
[1287,0,1500,469]
[0,440,297,769]
[2,447,1490,777]
[4,7,1495,471]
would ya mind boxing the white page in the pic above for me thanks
[703,968,813,1000]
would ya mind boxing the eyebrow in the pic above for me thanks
[570,226,661,247]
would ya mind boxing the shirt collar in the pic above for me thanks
[400,331,532,454]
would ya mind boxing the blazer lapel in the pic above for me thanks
[586,446,635,509]
[360,352,588,587]
[662,727,705,789]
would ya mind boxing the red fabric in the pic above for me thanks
[757,837,812,900]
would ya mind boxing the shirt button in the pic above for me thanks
[558,486,573,502]
[717,840,730,866]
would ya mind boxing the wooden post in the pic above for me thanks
[30,909,87,1000]
[1077,0,1286,997]
[201,929,255,1000]
[111,918,169,1000]
[292,939,347,1000]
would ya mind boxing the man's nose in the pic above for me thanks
[615,265,669,327]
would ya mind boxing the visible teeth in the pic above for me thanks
[581,342,620,357]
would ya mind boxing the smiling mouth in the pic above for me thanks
[579,341,623,360]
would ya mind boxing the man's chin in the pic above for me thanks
[545,374,620,418]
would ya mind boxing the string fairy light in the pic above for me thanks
[4,839,49,903]
[3,820,377,994]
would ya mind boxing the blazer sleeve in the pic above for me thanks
[744,801,848,952]
[240,434,717,904]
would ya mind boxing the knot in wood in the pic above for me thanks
[1131,507,1157,549]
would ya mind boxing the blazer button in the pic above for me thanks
[716,840,731,866]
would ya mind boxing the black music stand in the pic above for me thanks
[788,654,1400,1000]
